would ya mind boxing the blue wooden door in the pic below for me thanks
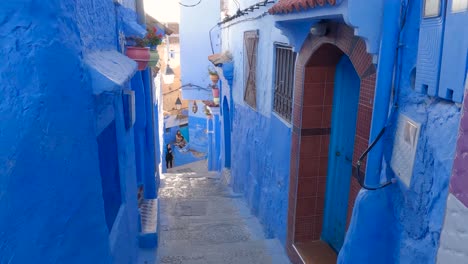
[322,56,360,252]
[223,97,231,168]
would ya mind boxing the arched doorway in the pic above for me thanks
[286,23,377,264]
[223,96,231,168]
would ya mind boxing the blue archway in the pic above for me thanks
[223,97,231,168]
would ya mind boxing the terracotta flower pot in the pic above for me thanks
[126,46,150,71]
[209,74,219,83]
[212,87,220,105]
[148,50,160,67]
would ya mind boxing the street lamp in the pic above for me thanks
[163,65,175,84]
[175,97,182,110]
[192,101,198,113]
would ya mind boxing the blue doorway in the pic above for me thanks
[322,55,360,252]
[223,97,231,168]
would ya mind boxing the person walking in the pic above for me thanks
[165,144,174,169]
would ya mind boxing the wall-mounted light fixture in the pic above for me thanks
[310,23,328,37]
[175,97,182,110]
[423,0,441,18]
[163,65,175,84]
[192,101,198,113]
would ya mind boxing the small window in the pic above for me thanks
[244,30,259,108]
[452,0,468,12]
[273,45,296,123]
[423,0,441,18]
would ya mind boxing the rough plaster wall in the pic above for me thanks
[76,0,117,52]
[437,194,468,263]
[341,1,461,263]
[0,1,112,263]
[387,1,460,262]
[231,104,292,244]
[110,90,139,264]
[221,5,291,245]
[77,0,140,261]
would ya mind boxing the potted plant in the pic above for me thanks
[208,66,219,83]
[126,28,163,70]
[147,28,163,67]
[126,39,150,71]
[211,84,220,105]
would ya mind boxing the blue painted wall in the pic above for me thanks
[0,0,156,263]
[217,0,293,246]
[230,105,292,243]
[162,123,205,171]
[339,1,462,263]
[0,1,112,263]
[179,0,221,100]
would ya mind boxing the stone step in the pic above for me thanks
[157,238,291,264]
[138,199,158,249]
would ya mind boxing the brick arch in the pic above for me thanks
[286,23,376,263]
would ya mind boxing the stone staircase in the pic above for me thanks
[152,160,291,264]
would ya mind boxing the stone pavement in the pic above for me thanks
[138,160,291,264]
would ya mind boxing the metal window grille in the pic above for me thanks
[273,45,296,122]
[244,30,259,108]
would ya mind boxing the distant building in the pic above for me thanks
[195,0,468,263]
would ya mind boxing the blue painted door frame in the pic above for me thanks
[223,97,231,168]
[322,56,360,252]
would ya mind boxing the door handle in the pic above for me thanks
[345,156,352,162]
[335,151,341,157]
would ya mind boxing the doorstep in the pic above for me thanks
[294,240,337,264]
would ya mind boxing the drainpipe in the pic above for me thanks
[135,0,146,25]
[365,0,401,186]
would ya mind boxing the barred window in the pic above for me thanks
[273,45,296,122]
[244,30,259,108]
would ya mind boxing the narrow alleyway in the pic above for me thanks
[144,161,291,264]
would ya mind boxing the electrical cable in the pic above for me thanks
[233,0,240,9]
[353,1,411,191]
[218,0,275,26]
[179,0,202,7]
[209,24,218,54]
[163,83,211,96]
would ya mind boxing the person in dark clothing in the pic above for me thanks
[165,144,173,169]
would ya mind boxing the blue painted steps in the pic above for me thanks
[138,199,159,248]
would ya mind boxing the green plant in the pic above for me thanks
[132,27,163,47]
[208,65,218,76]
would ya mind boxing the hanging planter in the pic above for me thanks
[148,50,160,67]
[209,73,219,83]
[208,66,220,84]
[126,46,150,71]
[212,85,220,105]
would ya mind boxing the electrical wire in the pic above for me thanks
[209,24,218,54]
[179,0,202,7]
[163,83,211,96]
[233,0,240,9]
[352,1,411,191]
[218,0,275,26]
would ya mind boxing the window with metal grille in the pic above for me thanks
[244,30,259,108]
[273,45,296,122]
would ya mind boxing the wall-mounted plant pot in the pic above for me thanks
[209,74,220,83]
[126,46,150,71]
[212,88,220,105]
[148,50,160,67]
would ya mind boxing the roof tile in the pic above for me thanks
[269,0,337,14]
